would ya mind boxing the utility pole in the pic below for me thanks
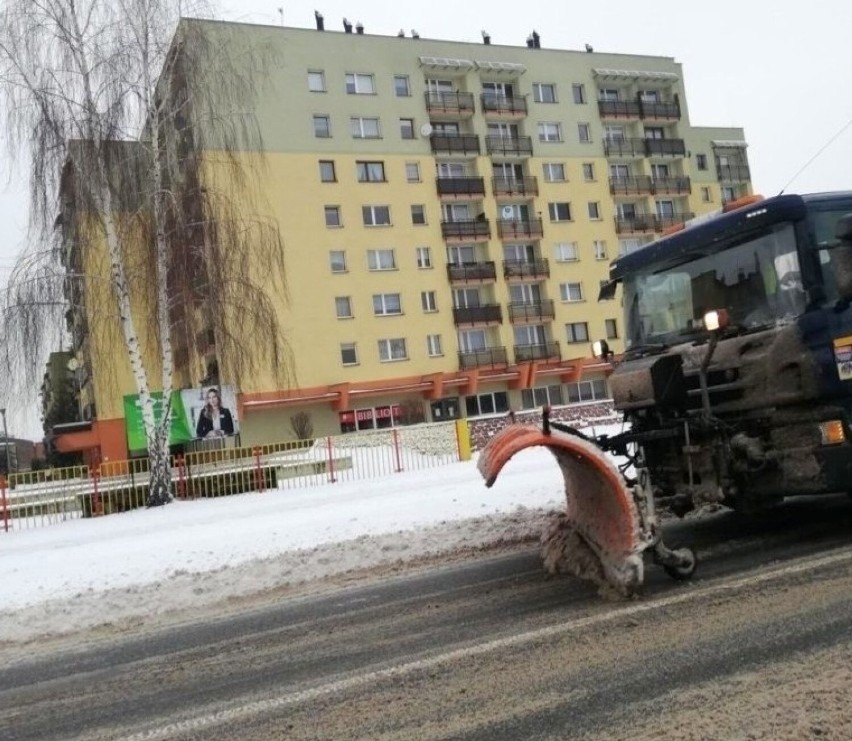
[0,407,11,476]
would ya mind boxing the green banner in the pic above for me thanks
[123,391,194,452]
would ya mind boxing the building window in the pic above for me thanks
[619,238,643,255]
[313,114,331,138]
[362,205,391,226]
[394,75,411,97]
[521,384,564,410]
[560,282,584,302]
[427,334,443,357]
[465,391,509,417]
[599,88,619,102]
[542,162,566,182]
[533,83,557,103]
[696,153,708,170]
[554,242,579,262]
[308,70,326,92]
[318,160,336,183]
[324,205,341,227]
[588,202,601,220]
[406,162,421,182]
[340,342,358,365]
[566,321,589,343]
[701,186,712,203]
[566,379,609,403]
[722,186,737,203]
[594,240,608,260]
[351,117,381,139]
[367,249,396,270]
[421,290,437,312]
[329,250,347,273]
[582,162,595,181]
[572,83,586,104]
[416,246,432,269]
[538,122,562,142]
[345,72,375,94]
[335,296,353,318]
[378,338,408,362]
[356,161,386,182]
[605,318,618,339]
[399,118,415,139]
[578,123,592,143]
[373,293,402,315]
[411,204,426,225]
[548,202,572,222]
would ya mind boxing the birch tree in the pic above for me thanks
[0,0,288,506]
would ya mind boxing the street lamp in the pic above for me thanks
[0,407,11,477]
[67,357,84,421]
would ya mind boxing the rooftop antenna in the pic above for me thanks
[277,7,283,25]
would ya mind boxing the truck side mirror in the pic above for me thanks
[828,214,852,303]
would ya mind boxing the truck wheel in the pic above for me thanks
[663,548,697,581]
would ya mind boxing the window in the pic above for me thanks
[533,83,557,103]
[554,242,579,262]
[465,391,509,417]
[604,125,625,142]
[426,334,443,357]
[538,122,562,142]
[367,249,396,270]
[588,202,601,220]
[619,238,643,255]
[340,343,358,365]
[373,293,402,315]
[378,338,408,362]
[421,290,437,312]
[696,153,708,170]
[578,123,592,143]
[362,205,391,226]
[329,250,347,273]
[582,163,595,181]
[335,296,353,318]
[722,186,737,202]
[313,115,331,138]
[572,83,586,104]
[548,202,572,222]
[319,160,336,182]
[605,318,618,339]
[521,384,564,410]
[406,162,421,182]
[324,205,341,227]
[560,282,584,302]
[542,163,566,182]
[566,379,609,403]
[411,204,426,225]
[399,118,415,139]
[394,75,410,97]
[356,161,386,182]
[345,72,375,95]
[416,246,432,269]
[308,70,326,92]
[593,240,608,260]
[566,321,589,343]
[351,117,380,139]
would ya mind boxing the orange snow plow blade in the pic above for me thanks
[478,424,644,595]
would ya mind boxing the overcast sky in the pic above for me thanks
[1,0,851,436]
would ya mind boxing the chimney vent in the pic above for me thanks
[356,21,364,34]
[314,11,324,31]
[532,30,540,48]
[343,17,353,33]
[482,30,491,45]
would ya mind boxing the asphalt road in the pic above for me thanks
[1,495,852,741]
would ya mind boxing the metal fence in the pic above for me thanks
[0,421,468,534]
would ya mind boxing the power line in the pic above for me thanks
[779,115,852,195]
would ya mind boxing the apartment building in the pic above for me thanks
[55,17,752,462]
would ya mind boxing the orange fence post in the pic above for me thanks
[392,428,403,473]
[253,446,264,493]
[176,456,186,499]
[91,467,103,516]
[0,475,8,532]
[326,437,336,483]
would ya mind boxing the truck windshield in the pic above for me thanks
[623,222,805,347]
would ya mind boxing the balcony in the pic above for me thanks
[640,99,680,120]
[441,219,491,241]
[655,212,695,231]
[497,218,544,239]
[598,100,641,119]
[492,176,538,197]
[485,135,533,157]
[480,93,528,116]
[458,346,508,370]
[717,164,751,182]
[508,299,555,323]
[436,176,486,198]
[603,138,687,158]
[514,341,561,363]
[652,176,691,195]
[452,304,502,326]
[446,261,497,283]
[645,138,686,157]
[424,91,475,116]
[503,258,550,280]
[603,137,647,158]
[615,215,655,234]
[430,133,481,156]
[609,176,654,195]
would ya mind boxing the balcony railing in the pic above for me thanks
[508,299,555,322]
[652,176,691,194]
[603,137,647,157]
[452,304,502,325]
[717,164,751,182]
[514,341,561,363]
[485,135,533,157]
[436,176,486,197]
[598,100,641,118]
[441,219,491,240]
[503,258,550,279]
[655,212,695,231]
[615,215,656,234]
[598,97,681,121]
[430,133,481,156]
[609,176,654,195]
[458,346,508,370]
[480,93,528,115]
[424,91,476,115]
[492,176,538,196]
[497,218,544,239]
[645,138,686,157]
[446,261,497,282]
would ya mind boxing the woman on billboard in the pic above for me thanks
[196,387,235,439]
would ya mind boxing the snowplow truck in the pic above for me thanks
[479,192,852,595]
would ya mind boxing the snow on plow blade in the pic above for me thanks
[478,424,644,595]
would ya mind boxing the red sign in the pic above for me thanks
[355,409,374,422]
[338,411,355,424]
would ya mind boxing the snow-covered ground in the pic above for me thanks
[0,443,582,645]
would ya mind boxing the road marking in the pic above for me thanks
[119,546,852,740]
